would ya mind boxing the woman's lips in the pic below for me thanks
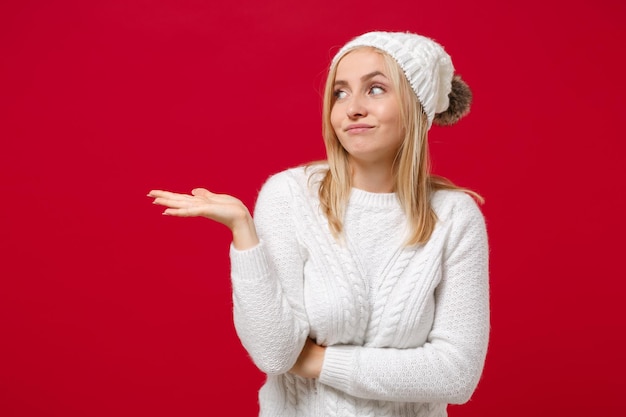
[345,124,374,134]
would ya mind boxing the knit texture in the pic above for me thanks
[230,166,489,417]
[333,31,454,128]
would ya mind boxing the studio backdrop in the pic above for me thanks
[1,0,625,416]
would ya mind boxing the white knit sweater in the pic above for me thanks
[230,166,489,417]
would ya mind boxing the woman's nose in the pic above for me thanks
[347,95,367,118]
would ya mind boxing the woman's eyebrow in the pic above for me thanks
[334,71,388,86]
[361,70,387,81]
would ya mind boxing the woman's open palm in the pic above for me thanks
[148,188,245,225]
[148,188,259,249]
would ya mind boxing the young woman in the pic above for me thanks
[149,31,489,417]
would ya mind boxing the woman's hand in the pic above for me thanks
[289,338,326,379]
[148,188,259,250]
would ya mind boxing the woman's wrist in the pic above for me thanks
[289,339,327,379]
[231,213,259,250]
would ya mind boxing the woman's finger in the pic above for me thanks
[191,188,212,197]
[152,196,196,209]
[163,205,212,217]
[147,190,190,200]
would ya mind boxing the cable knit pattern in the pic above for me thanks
[229,166,489,417]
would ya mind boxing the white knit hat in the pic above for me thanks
[332,31,471,128]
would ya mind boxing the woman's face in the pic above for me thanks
[330,49,404,167]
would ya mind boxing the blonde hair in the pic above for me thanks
[316,47,482,246]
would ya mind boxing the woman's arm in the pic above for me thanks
[317,194,489,404]
[227,173,310,375]
[149,177,310,375]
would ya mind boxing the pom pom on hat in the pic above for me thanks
[332,31,471,129]
[433,75,472,126]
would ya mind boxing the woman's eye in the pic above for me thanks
[334,90,347,99]
[370,86,385,95]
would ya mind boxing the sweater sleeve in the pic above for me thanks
[229,172,310,375]
[319,193,490,404]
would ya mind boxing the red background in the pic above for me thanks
[1,0,625,415]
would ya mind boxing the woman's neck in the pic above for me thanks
[349,159,395,193]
